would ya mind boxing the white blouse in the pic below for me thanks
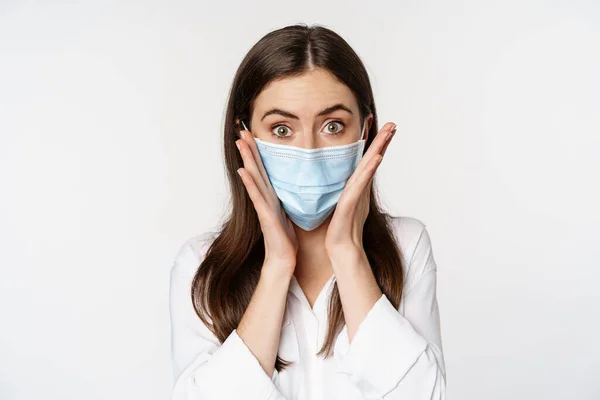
[169,215,446,400]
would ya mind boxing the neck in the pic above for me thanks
[292,213,334,283]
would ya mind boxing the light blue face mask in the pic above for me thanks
[241,119,367,231]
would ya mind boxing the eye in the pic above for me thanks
[270,121,346,139]
[271,125,292,139]
[324,121,345,135]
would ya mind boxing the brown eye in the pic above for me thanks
[271,125,291,139]
[325,121,344,135]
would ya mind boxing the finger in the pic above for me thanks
[237,168,269,218]
[342,154,383,207]
[239,129,272,191]
[236,138,271,202]
[379,125,396,157]
[363,122,395,163]
[349,122,395,186]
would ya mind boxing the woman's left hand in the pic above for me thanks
[324,121,397,257]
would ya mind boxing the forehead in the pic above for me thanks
[252,68,359,117]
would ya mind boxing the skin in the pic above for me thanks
[234,67,397,378]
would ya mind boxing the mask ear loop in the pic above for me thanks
[241,120,249,132]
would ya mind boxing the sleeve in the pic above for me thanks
[332,223,446,400]
[169,238,288,400]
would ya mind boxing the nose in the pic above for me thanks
[295,125,318,149]
[301,129,318,149]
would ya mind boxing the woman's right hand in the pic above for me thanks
[235,123,298,273]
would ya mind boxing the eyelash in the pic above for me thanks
[271,120,346,140]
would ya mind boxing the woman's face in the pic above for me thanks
[249,68,372,148]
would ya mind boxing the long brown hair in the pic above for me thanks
[191,23,405,373]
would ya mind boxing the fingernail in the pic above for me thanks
[236,141,241,150]
[390,123,397,134]
[240,131,245,140]
[237,169,242,177]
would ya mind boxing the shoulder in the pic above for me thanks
[384,213,438,289]
[170,231,215,279]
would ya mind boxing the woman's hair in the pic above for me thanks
[191,23,406,372]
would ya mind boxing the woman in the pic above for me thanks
[169,23,446,399]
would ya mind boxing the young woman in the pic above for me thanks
[169,23,446,400]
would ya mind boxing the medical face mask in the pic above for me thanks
[241,119,367,231]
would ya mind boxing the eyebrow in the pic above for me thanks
[260,103,354,121]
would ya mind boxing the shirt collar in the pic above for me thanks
[287,273,336,316]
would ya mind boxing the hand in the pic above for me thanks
[324,121,397,255]
[235,125,299,273]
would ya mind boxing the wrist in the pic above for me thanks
[261,258,295,281]
[327,244,365,266]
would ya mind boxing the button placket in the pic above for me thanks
[313,295,330,400]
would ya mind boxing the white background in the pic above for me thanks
[1,1,599,399]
